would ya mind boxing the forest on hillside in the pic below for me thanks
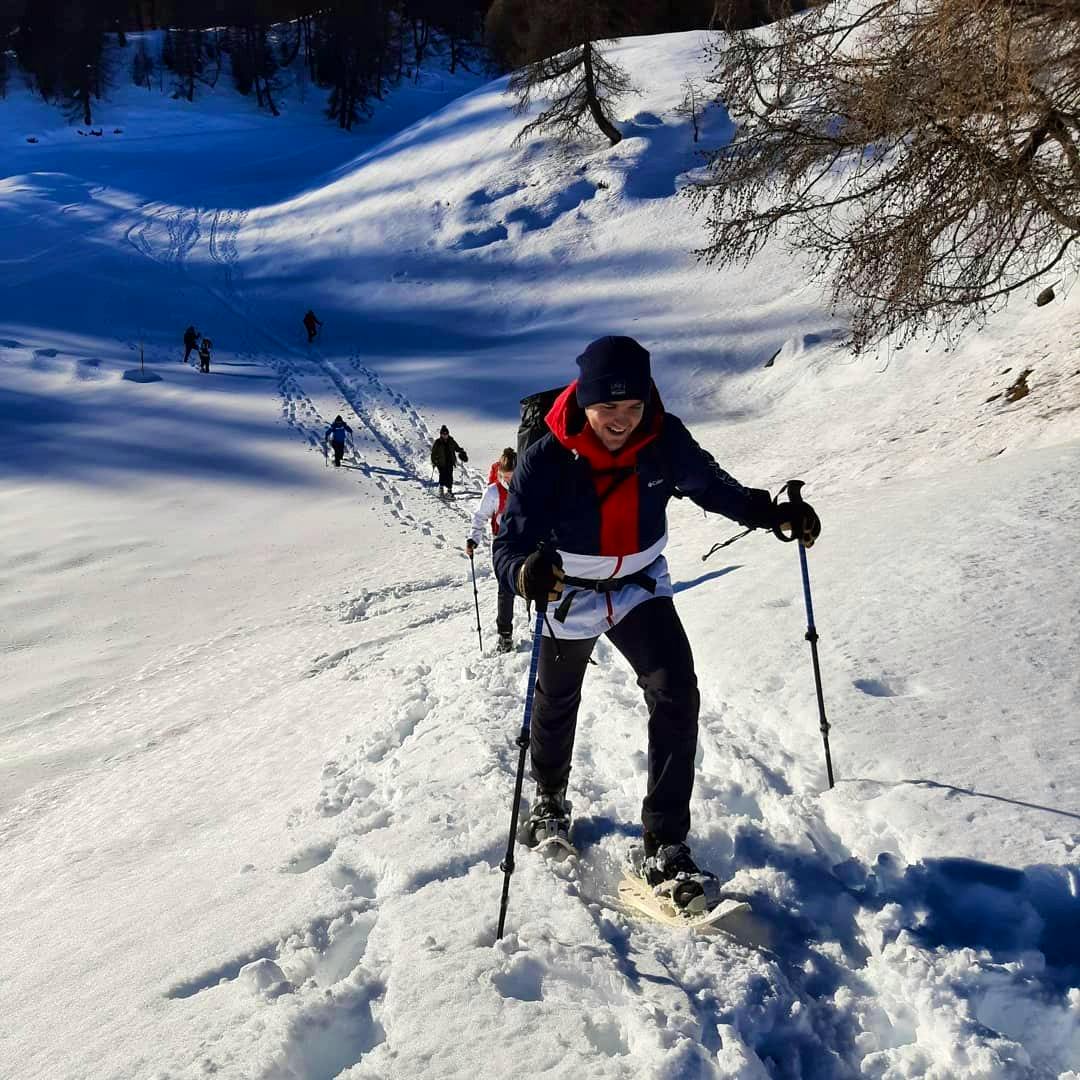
[0,0,792,127]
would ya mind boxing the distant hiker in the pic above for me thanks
[493,335,821,912]
[303,310,323,343]
[198,337,212,374]
[467,447,518,653]
[430,425,468,498]
[324,414,353,467]
[183,325,198,364]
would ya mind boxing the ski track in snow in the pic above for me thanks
[125,183,479,558]
[201,189,482,555]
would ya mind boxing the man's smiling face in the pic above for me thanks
[584,399,645,452]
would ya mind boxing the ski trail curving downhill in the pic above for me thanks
[195,198,466,548]
[317,352,479,528]
[119,186,460,554]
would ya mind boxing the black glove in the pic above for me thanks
[773,500,821,548]
[516,548,564,603]
[457,449,469,463]
[466,538,478,555]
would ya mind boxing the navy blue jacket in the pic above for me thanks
[493,385,775,595]
[326,419,353,446]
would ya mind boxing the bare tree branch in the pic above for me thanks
[693,0,1080,350]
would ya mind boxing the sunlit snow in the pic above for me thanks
[2,30,1079,1080]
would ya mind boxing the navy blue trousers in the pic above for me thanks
[530,597,700,844]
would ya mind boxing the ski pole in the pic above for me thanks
[776,480,835,789]
[468,547,483,654]
[497,600,546,940]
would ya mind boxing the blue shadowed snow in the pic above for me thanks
[672,565,742,593]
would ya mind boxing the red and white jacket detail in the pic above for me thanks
[468,466,510,547]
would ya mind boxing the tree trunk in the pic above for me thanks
[261,75,280,117]
[583,42,621,146]
[304,16,316,82]
[282,23,302,67]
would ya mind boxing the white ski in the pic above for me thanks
[617,873,752,931]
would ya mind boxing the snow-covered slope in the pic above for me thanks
[2,31,1079,1080]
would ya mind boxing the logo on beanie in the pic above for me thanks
[609,379,627,397]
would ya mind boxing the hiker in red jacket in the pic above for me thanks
[466,447,518,653]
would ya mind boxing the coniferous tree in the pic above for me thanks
[315,4,383,130]
[693,0,1080,351]
[14,0,108,124]
[231,23,282,115]
[431,0,486,74]
[1,0,497,125]
[131,39,153,89]
[163,27,203,101]
[502,0,631,147]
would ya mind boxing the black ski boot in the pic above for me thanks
[496,632,513,654]
[519,786,573,853]
[638,834,721,914]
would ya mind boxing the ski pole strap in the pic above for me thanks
[702,527,753,561]
[553,570,657,624]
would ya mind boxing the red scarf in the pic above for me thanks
[544,381,662,556]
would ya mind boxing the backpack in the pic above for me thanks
[517,386,566,456]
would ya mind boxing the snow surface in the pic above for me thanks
[2,30,1079,1080]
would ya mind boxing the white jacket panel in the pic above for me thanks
[469,483,502,547]
[556,530,668,581]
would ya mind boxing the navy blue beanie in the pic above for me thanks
[575,336,652,408]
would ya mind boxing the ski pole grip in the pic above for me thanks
[772,480,806,543]
[526,540,561,615]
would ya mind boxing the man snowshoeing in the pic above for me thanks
[493,335,820,913]
[467,448,518,653]
[324,415,353,467]
[303,309,323,343]
[198,337,212,374]
[430,425,468,498]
